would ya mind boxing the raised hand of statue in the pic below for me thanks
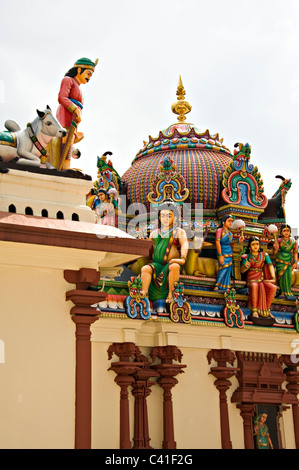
[273,240,279,252]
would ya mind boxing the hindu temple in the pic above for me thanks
[0,64,298,451]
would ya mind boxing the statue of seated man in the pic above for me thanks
[141,199,189,303]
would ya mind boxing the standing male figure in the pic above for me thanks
[49,57,98,170]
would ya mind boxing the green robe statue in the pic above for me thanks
[148,229,176,301]
[276,237,296,296]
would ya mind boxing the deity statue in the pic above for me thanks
[273,224,298,299]
[240,236,277,320]
[86,153,121,226]
[91,188,118,226]
[253,413,274,449]
[49,57,98,170]
[140,199,189,303]
[214,214,244,292]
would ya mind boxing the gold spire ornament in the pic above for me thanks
[171,76,192,122]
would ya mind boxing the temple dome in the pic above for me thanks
[121,78,233,210]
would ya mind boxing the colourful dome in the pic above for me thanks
[121,78,233,210]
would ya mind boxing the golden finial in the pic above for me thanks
[171,75,192,122]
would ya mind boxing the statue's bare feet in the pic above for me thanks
[166,296,173,303]
[252,310,259,318]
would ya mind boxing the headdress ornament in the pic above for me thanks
[74,57,99,71]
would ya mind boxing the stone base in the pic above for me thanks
[0,161,92,180]
[0,165,95,223]
[248,312,275,327]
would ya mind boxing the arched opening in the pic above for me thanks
[72,213,79,221]
[8,204,16,213]
[41,209,48,218]
[56,211,64,220]
[25,207,33,215]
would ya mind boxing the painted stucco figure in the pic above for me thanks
[273,224,298,298]
[241,236,277,320]
[86,153,121,226]
[57,58,97,135]
[140,200,189,303]
[253,413,274,449]
[50,57,98,170]
[0,106,66,171]
[91,188,118,226]
[214,215,244,292]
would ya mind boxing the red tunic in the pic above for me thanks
[56,76,83,128]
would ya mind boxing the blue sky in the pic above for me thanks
[1,0,298,229]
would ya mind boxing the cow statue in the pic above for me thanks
[0,106,66,172]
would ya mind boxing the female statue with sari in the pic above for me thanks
[214,214,244,292]
[273,224,298,298]
[253,413,274,449]
[241,237,277,319]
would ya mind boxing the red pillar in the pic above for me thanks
[150,346,186,449]
[108,342,143,449]
[131,364,159,449]
[64,268,107,449]
[280,355,299,449]
[71,313,98,449]
[237,404,255,449]
[207,349,239,449]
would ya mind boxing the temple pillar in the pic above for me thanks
[207,349,239,449]
[108,342,143,449]
[280,355,299,449]
[237,404,255,449]
[64,268,107,449]
[131,356,159,449]
[150,346,186,449]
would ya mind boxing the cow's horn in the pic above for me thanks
[36,109,45,118]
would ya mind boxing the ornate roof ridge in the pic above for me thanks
[133,127,232,163]
[150,125,220,141]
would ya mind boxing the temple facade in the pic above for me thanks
[0,76,298,450]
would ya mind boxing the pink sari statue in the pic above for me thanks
[241,237,277,319]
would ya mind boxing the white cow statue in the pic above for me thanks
[0,105,66,171]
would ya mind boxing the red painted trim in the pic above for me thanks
[0,212,152,257]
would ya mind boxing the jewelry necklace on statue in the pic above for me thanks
[282,238,292,248]
[160,227,174,237]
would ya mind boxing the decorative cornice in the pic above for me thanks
[0,211,152,257]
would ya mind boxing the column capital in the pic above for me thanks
[108,342,142,362]
[64,268,101,290]
[64,268,107,318]
[237,403,256,416]
[66,288,107,317]
[279,355,299,399]
[207,349,236,367]
[150,345,183,365]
